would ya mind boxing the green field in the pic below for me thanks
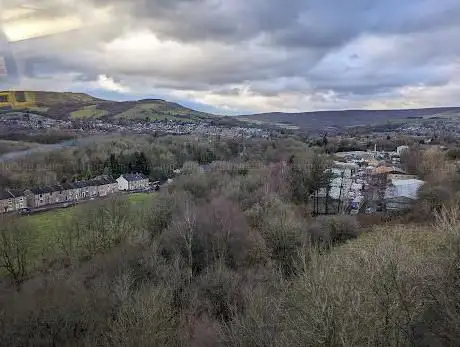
[115,103,183,121]
[24,192,154,232]
[70,105,109,119]
[127,192,154,203]
[115,102,212,122]
[4,192,156,276]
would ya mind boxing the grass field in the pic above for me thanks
[115,102,211,122]
[70,105,109,119]
[127,192,154,203]
[4,192,157,276]
[24,192,155,232]
[115,103,180,121]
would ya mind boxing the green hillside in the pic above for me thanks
[0,91,217,121]
[70,105,109,119]
[32,91,106,106]
[114,100,215,121]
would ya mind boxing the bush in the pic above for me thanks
[307,215,360,247]
[417,184,454,213]
[249,195,307,276]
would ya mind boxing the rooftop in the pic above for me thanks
[61,182,76,190]
[7,189,25,197]
[385,179,425,200]
[29,186,54,195]
[0,190,13,200]
[120,173,147,182]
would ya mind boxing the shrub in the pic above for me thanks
[417,184,454,213]
[252,195,307,276]
[307,215,360,247]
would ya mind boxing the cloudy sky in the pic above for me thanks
[1,0,460,114]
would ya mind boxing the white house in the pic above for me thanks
[117,173,150,191]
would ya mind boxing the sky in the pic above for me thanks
[1,0,460,115]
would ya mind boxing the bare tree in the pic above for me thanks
[0,217,30,288]
[171,198,197,284]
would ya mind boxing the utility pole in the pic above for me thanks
[338,171,345,214]
[313,190,316,216]
[315,189,319,215]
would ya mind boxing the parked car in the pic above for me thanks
[152,181,160,191]
[18,207,31,215]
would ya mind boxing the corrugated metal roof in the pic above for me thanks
[385,179,425,200]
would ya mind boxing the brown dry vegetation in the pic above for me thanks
[0,140,459,346]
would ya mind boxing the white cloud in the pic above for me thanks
[96,74,129,93]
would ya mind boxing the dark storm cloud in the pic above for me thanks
[89,0,305,43]
[86,0,460,47]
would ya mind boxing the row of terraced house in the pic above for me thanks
[0,173,150,214]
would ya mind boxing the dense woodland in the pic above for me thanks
[0,135,318,188]
[1,135,460,346]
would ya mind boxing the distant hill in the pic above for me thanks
[238,107,460,130]
[32,91,106,105]
[0,91,217,121]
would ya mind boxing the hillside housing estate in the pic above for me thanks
[0,173,150,214]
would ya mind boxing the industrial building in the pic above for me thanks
[384,178,425,211]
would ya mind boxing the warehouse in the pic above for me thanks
[384,178,425,211]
